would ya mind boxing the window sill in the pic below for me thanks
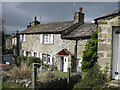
[43,42,53,45]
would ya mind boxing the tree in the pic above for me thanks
[2,19,6,54]
[81,30,98,72]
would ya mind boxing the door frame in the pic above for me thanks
[112,26,120,80]
[58,56,68,72]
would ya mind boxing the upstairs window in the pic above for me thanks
[42,34,53,44]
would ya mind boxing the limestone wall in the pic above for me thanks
[21,34,87,72]
[97,16,119,77]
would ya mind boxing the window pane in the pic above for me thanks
[34,52,37,57]
[43,54,46,61]
[48,55,50,63]
[43,34,52,43]
[49,34,51,43]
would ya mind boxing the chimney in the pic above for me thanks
[74,7,84,23]
[32,16,40,26]
[34,16,37,21]
[27,22,31,29]
[79,7,82,13]
[29,22,31,27]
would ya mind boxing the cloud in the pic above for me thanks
[2,2,118,34]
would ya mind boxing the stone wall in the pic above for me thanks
[36,74,81,88]
[21,34,87,72]
[97,16,120,78]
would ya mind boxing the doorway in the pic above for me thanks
[112,27,120,80]
[59,56,68,72]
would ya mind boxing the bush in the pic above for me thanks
[2,82,23,88]
[82,30,98,72]
[73,64,108,89]
[17,56,42,66]
[45,71,55,79]
[4,61,32,80]
[4,47,13,54]
[38,71,55,82]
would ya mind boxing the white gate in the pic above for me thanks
[112,29,120,80]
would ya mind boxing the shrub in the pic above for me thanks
[38,71,55,82]
[2,82,23,88]
[17,56,42,66]
[5,61,32,80]
[82,30,98,72]
[4,47,13,54]
[73,64,108,89]
[54,66,58,71]
[45,71,55,79]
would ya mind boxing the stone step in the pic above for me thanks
[108,84,120,88]
[108,80,120,88]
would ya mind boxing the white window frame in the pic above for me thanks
[78,58,82,67]
[34,52,37,57]
[42,34,53,44]
[47,55,50,64]
[20,34,25,42]
[20,50,22,56]
[42,54,46,63]
[26,51,31,57]
[22,50,24,56]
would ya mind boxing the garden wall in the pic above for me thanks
[36,74,81,88]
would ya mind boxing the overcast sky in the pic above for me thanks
[2,2,118,34]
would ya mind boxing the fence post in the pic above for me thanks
[67,67,70,88]
[32,64,37,90]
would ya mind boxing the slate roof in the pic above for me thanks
[19,21,74,34]
[62,23,97,40]
[94,9,120,21]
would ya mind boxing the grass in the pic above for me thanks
[37,71,75,82]
[52,71,68,77]
[2,82,23,88]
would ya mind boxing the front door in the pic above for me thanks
[63,56,68,72]
[112,28,120,80]
[59,56,68,72]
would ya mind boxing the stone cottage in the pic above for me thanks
[5,35,12,49]
[11,33,17,56]
[18,7,97,72]
[94,9,120,80]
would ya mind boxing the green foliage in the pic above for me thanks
[17,56,42,66]
[52,71,68,78]
[73,64,108,89]
[5,47,13,54]
[2,82,23,88]
[53,66,58,71]
[82,30,98,72]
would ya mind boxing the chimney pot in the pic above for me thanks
[34,16,37,21]
[79,7,83,13]
[29,22,31,26]
[74,7,84,23]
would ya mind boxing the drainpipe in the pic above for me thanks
[74,40,78,72]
